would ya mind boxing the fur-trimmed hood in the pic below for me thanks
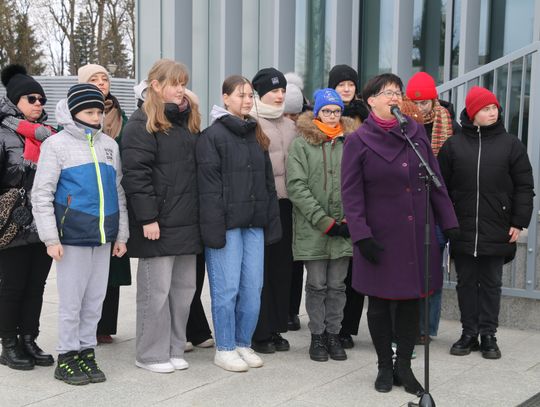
[296,111,357,145]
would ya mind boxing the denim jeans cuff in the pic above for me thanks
[216,345,237,351]
[236,342,251,349]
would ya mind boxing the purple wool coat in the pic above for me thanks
[341,114,458,299]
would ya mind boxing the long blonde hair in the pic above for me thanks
[143,59,201,134]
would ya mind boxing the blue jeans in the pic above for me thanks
[205,228,264,351]
[419,226,446,336]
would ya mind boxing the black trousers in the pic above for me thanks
[97,286,120,335]
[186,253,212,344]
[367,296,418,367]
[339,261,365,336]
[454,254,504,336]
[288,260,304,316]
[253,199,294,341]
[0,243,52,337]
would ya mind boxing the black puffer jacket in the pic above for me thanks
[196,106,281,249]
[121,104,202,258]
[438,109,534,261]
[0,97,47,249]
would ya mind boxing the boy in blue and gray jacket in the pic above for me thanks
[32,83,128,385]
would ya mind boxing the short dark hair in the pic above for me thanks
[361,73,403,102]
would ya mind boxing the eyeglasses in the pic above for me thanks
[23,95,47,106]
[375,90,403,99]
[320,109,342,117]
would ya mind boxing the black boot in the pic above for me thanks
[271,332,290,351]
[374,364,394,393]
[326,332,347,361]
[20,335,54,366]
[480,335,501,359]
[450,334,480,356]
[0,336,34,370]
[309,334,328,362]
[393,357,424,396]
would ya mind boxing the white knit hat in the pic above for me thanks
[78,64,109,84]
[284,83,304,114]
[284,72,304,90]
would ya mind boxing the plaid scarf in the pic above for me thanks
[425,100,453,156]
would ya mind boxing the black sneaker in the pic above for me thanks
[251,339,276,354]
[326,333,347,361]
[450,334,479,356]
[54,351,90,385]
[480,335,501,359]
[271,333,290,351]
[78,348,106,383]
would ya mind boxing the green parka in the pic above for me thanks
[286,112,356,260]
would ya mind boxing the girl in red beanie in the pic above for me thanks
[438,86,534,360]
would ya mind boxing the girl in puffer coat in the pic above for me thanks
[286,88,356,363]
[438,86,534,360]
[121,59,202,374]
[197,75,281,373]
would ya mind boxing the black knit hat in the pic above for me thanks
[67,83,105,117]
[1,64,45,105]
[252,67,287,98]
[328,64,359,90]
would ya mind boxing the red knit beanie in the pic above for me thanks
[406,72,437,100]
[465,86,500,120]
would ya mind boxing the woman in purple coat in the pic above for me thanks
[341,73,458,395]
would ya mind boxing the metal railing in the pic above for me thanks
[437,42,540,300]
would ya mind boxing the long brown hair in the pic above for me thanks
[143,59,201,134]
[222,75,269,151]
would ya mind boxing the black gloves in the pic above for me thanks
[326,222,350,238]
[443,228,460,241]
[356,238,384,264]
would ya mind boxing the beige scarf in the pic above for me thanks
[250,95,284,119]
[103,98,123,139]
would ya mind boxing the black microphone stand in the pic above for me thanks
[401,125,441,407]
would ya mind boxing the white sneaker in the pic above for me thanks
[135,360,175,373]
[185,342,194,352]
[236,347,264,368]
[213,350,249,372]
[170,358,189,370]
[195,338,215,348]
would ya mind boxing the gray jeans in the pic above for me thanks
[136,255,196,364]
[304,258,349,335]
[56,244,111,353]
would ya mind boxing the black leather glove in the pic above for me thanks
[337,223,350,238]
[443,228,460,241]
[356,238,384,264]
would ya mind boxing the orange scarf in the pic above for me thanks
[313,119,343,140]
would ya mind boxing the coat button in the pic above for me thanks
[251,194,255,199]
[247,164,251,168]
[408,215,413,221]
[405,188,410,192]
[402,162,408,167]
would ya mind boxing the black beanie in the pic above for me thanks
[328,64,359,90]
[1,64,45,105]
[67,83,105,117]
[252,67,287,98]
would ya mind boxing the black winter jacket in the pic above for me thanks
[438,109,534,261]
[121,105,202,258]
[196,109,281,249]
[0,97,47,249]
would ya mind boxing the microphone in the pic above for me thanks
[390,105,408,128]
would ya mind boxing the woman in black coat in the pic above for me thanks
[0,65,54,370]
[121,59,202,374]
[438,86,534,360]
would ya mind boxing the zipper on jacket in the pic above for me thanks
[322,144,328,191]
[59,195,72,238]
[474,127,481,257]
[87,132,106,244]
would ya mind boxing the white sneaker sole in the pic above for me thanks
[213,359,249,372]
[135,361,175,373]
